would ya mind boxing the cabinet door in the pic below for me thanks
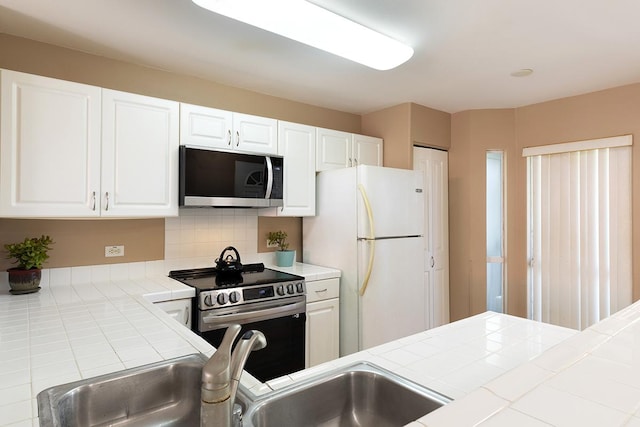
[306,298,340,367]
[277,121,316,216]
[233,113,278,154]
[180,103,233,150]
[101,89,179,217]
[316,128,352,171]
[413,147,449,329]
[154,299,192,329]
[0,70,101,217]
[353,134,383,167]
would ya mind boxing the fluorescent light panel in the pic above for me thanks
[192,0,414,70]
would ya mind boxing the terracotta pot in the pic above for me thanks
[7,268,42,294]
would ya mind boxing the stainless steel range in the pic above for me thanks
[169,248,306,382]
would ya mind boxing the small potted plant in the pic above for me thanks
[267,230,295,267]
[4,235,54,294]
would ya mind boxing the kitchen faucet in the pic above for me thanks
[200,324,267,427]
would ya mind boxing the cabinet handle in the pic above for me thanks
[91,191,96,211]
[227,129,232,146]
[431,256,435,268]
[315,289,328,293]
[184,306,190,325]
[348,158,352,167]
[105,192,110,211]
[236,131,240,147]
[354,157,358,165]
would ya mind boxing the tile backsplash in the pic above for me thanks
[164,208,258,262]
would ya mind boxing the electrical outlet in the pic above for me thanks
[105,245,125,257]
[266,239,278,248]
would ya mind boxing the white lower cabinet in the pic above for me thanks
[305,278,340,368]
[155,298,192,329]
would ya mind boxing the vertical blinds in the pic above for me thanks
[525,136,632,330]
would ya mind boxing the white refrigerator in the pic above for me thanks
[303,165,426,356]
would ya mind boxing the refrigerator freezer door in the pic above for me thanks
[358,236,426,350]
[357,165,424,239]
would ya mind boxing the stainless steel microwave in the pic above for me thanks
[179,146,284,208]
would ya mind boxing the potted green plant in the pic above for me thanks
[267,230,295,267]
[4,235,54,294]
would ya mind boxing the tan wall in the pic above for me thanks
[257,217,303,261]
[450,83,640,320]
[0,34,360,268]
[361,102,451,169]
[410,103,451,150]
[516,83,640,306]
[0,219,164,270]
[449,110,516,320]
[361,103,411,168]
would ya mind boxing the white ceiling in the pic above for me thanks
[1,0,640,114]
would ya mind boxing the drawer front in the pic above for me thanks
[306,278,339,303]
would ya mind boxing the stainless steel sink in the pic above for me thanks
[37,353,250,427]
[244,362,451,427]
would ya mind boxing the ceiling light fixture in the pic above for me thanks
[192,0,414,70]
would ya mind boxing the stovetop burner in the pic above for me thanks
[170,263,306,310]
[169,263,304,291]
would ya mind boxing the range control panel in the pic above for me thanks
[199,280,306,309]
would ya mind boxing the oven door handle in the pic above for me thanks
[201,299,306,329]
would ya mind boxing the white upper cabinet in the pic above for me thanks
[234,113,278,154]
[353,134,383,167]
[277,121,316,216]
[180,103,232,149]
[101,89,179,217]
[0,70,179,218]
[0,69,102,217]
[180,103,277,155]
[316,128,352,171]
[316,128,383,171]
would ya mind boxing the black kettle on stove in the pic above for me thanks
[215,246,243,273]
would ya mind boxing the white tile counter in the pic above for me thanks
[0,283,207,426]
[257,311,577,407]
[417,299,640,427]
[264,262,341,282]
[4,259,623,427]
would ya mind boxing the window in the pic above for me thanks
[486,151,505,313]
[525,135,632,330]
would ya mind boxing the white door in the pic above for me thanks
[101,89,179,217]
[233,113,277,155]
[358,236,425,350]
[356,165,424,238]
[278,121,316,216]
[413,147,450,328]
[316,128,352,171]
[0,70,102,217]
[180,103,232,150]
[352,134,383,167]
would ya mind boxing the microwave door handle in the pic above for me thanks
[264,156,274,199]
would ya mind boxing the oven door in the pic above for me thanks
[197,296,306,382]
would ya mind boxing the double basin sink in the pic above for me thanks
[38,353,450,426]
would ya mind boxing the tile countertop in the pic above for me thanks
[5,259,623,427]
[417,298,640,427]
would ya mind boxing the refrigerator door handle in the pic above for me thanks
[358,184,376,296]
